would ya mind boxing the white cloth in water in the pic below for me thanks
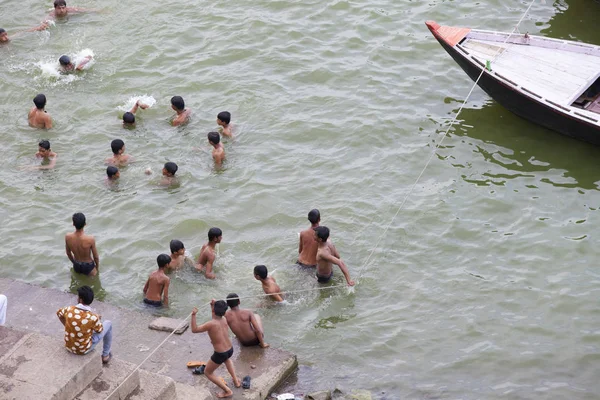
[0,294,7,325]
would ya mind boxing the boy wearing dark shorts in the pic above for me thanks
[191,300,240,398]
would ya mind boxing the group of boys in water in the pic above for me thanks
[3,2,357,397]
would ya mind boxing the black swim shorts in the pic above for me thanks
[316,271,334,283]
[73,260,96,275]
[211,347,234,365]
[296,260,317,268]
[143,298,163,307]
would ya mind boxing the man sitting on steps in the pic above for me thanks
[57,286,112,364]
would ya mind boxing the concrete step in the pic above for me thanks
[175,381,212,399]
[126,369,176,400]
[0,327,102,400]
[74,358,140,400]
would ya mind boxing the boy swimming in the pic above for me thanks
[106,166,120,181]
[28,94,52,129]
[217,111,232,138]
[170,96,190,126]
[105,139,132,166]
[143,254,171,307]
[208,132,225,166]
[122,100,149,127]
[253,265,284,302]
[161,162,178,185]
[58,54,93,73]
[168,239,186,271]
[31,140,58,170]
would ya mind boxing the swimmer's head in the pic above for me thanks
[254,265,268,280]
[111,139,125,155]
[213,300,228,317]
[38,139,51,152]
[106,166,119,180]
[208,227,222,243]
[163,162,178,177]
[308,209,320,225]
[207,131,220,146]
[217,111,231,126]
[122,112,135,126]
[33,94,47,110]
[170,96,185,111]
[169,239,185,255]
[59,55,73,70]
[54,0,68,17]
[0,29,9,43]
[315,226,330,242]
[226,293,240,308]
[157,253,171,269]
[77,285,94,305]
[72,212,86,230]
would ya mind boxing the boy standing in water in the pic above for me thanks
[253,265,284,302]
[208,132,225,166]
[143,254,171,307]
[28,94,52,129]
[225,293,269,348]
[168,239,186,271]
[195,227,222,279]
[170,96,191,126]
[315,226,355,286]
[217,111,232,138]
[191,300,241,397]
[65,213,99,276]
[160,162,178,185]
[297,209,320,267]
[105,139,132,166]
[106,166,120,182]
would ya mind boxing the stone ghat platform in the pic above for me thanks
[0,278,297,400]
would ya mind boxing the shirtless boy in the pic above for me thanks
[168,239,186,271]
[0,29,9,43]
[170,96,190,126]
[105,139,132,166]
[59,54,93,73]
[297,209,320,267]
[28,94,52,129]
[106,166,119,181]
[161,162,178,185]
[217,111,232,138]
[195,227,222,279]
[208,132,225,166]
[225,293,268,348]
[191,300,241,398]
[32,140,58,170]
[65,213,99,276]
[32,0,94,31]
[122,100,148,127]
[253,265,284,302]
[143,254,170,307]
[315,226,355,286]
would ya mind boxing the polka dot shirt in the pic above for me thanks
[56,305,103,355]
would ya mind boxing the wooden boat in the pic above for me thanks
[426,21,600,145]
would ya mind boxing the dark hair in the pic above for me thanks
[254,265,267,280]
[123,112,135,124]
[226,293,240,308]
[214,300,228,317]
[170,96,185,111]
[164,162,178,175]
[315,226,330,242]
[208,227,222,241]
[59,55,71,66]
[207,131,220,145]
[0,29,6,35]
[72,212,86,230]
[170,239,184,254]
[77,285,94,305]
[217,111,231,124]
[39,139,51,150]
[54,0,67,7]
[106,166,119,178]
[33,94,47,109]
[110,139,124,155]
[157,253,171,269]
[308,209,320,224]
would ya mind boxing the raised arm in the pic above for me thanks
[321,252,355,286]
[190,307,211,333]
[91,238,100,270]
[76,55,92,71]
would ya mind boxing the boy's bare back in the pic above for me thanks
[196,244,216,279]
[212,146,225,165]
[65,232,95,262]
[28,108,52,129]
[144,271,169,303]
[262,276,283,302]
[298,228,318,266]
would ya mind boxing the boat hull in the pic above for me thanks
[430,27,600,145]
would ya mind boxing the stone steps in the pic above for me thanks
[126,369,177,400]
[74,358,140,400]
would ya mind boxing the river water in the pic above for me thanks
[1,0,599,398]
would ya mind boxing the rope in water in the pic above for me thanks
[105,2,539,398]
